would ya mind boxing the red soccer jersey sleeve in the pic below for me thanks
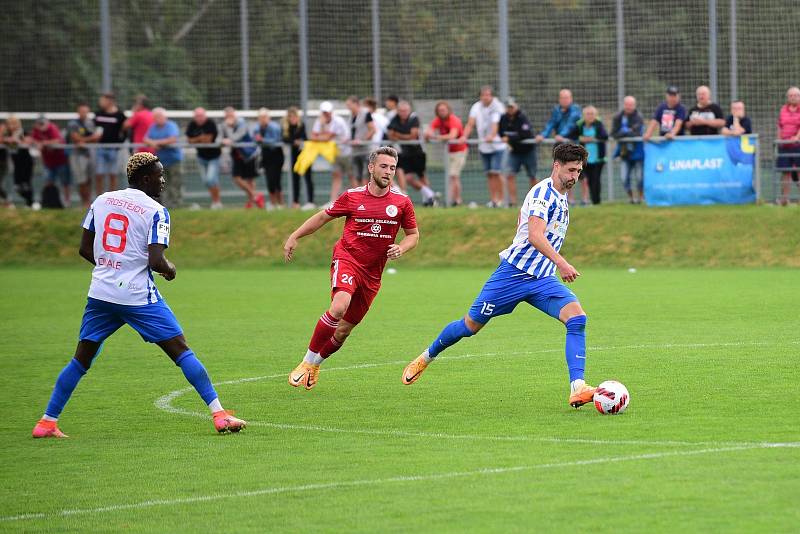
[400,196,417,231]
[325,191,352,218]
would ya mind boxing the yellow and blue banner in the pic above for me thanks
[644,136,757,206]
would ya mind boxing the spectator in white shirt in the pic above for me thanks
[311,101,353,205]
[461,86,507,207]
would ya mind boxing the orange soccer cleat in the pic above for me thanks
[213,410,247,433]
[288,362,320,390]
[32,419,68,439]
[569,382,597,408]
[402,355,429,385]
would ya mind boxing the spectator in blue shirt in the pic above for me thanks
[254,107,285,208]
[536,89,582,143]
[611,95,645,204]
[144,107,183,208]
[721,101,753,136]
[568,105,608,205]
[643,86,687,141]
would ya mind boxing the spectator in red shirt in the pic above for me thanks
[283,146,419,389]
[425,100,467,206]
[777,86,800,205]
[124,95,155,154]
[31,115,71,206]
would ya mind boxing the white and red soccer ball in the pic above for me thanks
[593,380,630,415]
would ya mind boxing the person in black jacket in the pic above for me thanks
[282,106,314,209]
[499,97,537,206]
[568,105,608,205]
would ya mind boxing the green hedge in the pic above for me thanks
[1,204,798,268]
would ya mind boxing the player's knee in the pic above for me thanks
[565,314,587,333]
[463,316,483,335]
[329,302,349,320]
[329,304,347,320]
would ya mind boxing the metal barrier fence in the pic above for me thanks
[2,134,783,208]
[1,0,797,203]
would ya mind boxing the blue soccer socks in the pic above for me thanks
[564,315,588,382]
[175,350,219,405]
[44,358,88,419]
[428,318,475,358]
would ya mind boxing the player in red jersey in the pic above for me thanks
[284,146,419,389]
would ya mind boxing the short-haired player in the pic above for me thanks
[284,147,419,389]
[402,143,597,408]
[32,153,246,438]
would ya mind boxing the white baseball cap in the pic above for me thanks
[319,101,333,113]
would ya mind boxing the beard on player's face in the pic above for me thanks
[554,163,581,190]
[371,173,391,188]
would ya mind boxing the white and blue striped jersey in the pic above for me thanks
[82,188,170,305]
[499,178,569,278]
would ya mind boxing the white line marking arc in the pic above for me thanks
[155,340,799,448]
[6,340,797,523]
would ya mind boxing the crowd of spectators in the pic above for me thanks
[1,85,798,210]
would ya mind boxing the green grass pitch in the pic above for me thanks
[1,267,798,532]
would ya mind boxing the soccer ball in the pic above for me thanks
[593,380,630,415]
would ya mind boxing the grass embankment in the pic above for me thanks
[1,204,798,268]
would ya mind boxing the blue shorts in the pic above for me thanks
[95,147,120,175]
[480,149,506,173]
[507,150,537,178]
[79,297,183,343]
[468,261,578,324]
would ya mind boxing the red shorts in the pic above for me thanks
[330,258,381,325]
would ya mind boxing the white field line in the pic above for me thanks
[154,340,799,449]
[2,442,797,523]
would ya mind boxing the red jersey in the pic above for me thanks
[325,185,417,279]
[129,109,156,154]
[430,114,467,152]
[31,123,67,168]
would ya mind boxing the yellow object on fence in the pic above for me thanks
[293,141,338,175]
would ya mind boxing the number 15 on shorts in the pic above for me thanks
[480,302,495,316]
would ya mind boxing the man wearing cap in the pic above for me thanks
[643,86,687,141]
[499,97,537,207]
[311,101,353,206]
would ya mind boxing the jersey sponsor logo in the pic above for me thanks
[157,222,170,239]
[357,204,366,211]
[531,198,548,211]
[371,223,382,234]
[354,217,397,225]
[550,221,567,238]
[385,204,398,217]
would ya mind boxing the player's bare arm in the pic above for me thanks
[284,211,336,262]
[149,243,176,281]
[79,228,95,265]
[387,227,419,260]
[527,216,580,283]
